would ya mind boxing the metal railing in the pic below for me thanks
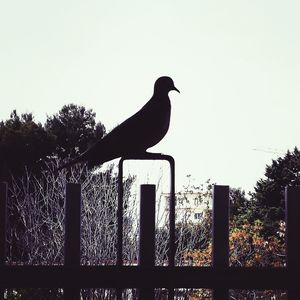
[0,155,300,299]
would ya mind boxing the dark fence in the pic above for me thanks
[1,160,300,299]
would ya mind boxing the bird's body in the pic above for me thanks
[57,76,179,170]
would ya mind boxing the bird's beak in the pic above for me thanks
[173,86,180,93]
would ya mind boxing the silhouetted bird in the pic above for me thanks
[57,76,179,170]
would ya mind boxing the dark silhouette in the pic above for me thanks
[0,105,106,182]
[45,104,106,160]
[57,76,180,170]
[0,111,55,182]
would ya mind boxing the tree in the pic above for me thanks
[227,148,300,237]
[229,187,265,230]
[45,104,105,160]
[6,160,135,299]
[0,104,106,182]
[185,219,286,299]
[250,147,300,234]
[0,110,55,182]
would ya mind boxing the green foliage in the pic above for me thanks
[254,147,300,205]
[45,104,105,160]
[0,104,106,182]
[250,147,300,234]
[0,110,55,181]
[227,147,300,236]
[230,188,248,219]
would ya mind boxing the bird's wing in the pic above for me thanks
[86,105,152,162]
[57,95,171,169]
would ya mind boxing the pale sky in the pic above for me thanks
[1,0,300,192]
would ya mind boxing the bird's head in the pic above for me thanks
[154,76,180,95]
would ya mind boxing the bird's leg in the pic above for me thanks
[144,151,164,159]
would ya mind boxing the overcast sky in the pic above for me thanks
[1,1,300,192]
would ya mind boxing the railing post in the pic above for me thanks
[168,157,175,300]
[116,159,124,300]
[64,183,81,300]
[168,156,175,267]
[0,182,7,300]
[285,186,300,300]
[212,185,229,300]
[138,184,156,300]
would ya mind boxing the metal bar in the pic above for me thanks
[139,185,156,267]
[168,156,175,268]
[118,153,176,300]
[0,182,7,266]
[0,266,298,289]
[285,186,300,300]
[167,156,175,300]
[64,183,81,300]
[285,186,300,269]
[138,184,156,300]
[0,182,7,300]
[116,159,124,300]
[117,158,124,266]
[212,185,229,300]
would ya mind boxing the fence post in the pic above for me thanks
[285,186,300,300]
[64,183,81,300]
[138,184,156,300]
[212,185,229,300]
[0,182,7,300]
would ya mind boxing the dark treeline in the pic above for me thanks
[0,104,106,182]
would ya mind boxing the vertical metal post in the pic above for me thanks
[168,156,175,267]
[285,186,300,300]
[117,158,124,266]
[0,182,7,300]
[138,184,156,300]
[168,156,175,300]
[212,185,229,300]
[117,154,175,300]
[64,183,81,300]
[116,159,124,300]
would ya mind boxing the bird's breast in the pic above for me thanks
[112,98,171,154]
[144,101,171,148]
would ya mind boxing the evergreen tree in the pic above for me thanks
[251,147,300,234]
[0,110,55,181]
[45,104,105,160]
[0,104,106,182]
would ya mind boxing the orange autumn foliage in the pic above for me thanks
[184,220,285,267]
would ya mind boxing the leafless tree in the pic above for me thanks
[6,161,134,267]
[6,164,214,299]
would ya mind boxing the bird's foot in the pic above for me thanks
[121,152,173,161]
